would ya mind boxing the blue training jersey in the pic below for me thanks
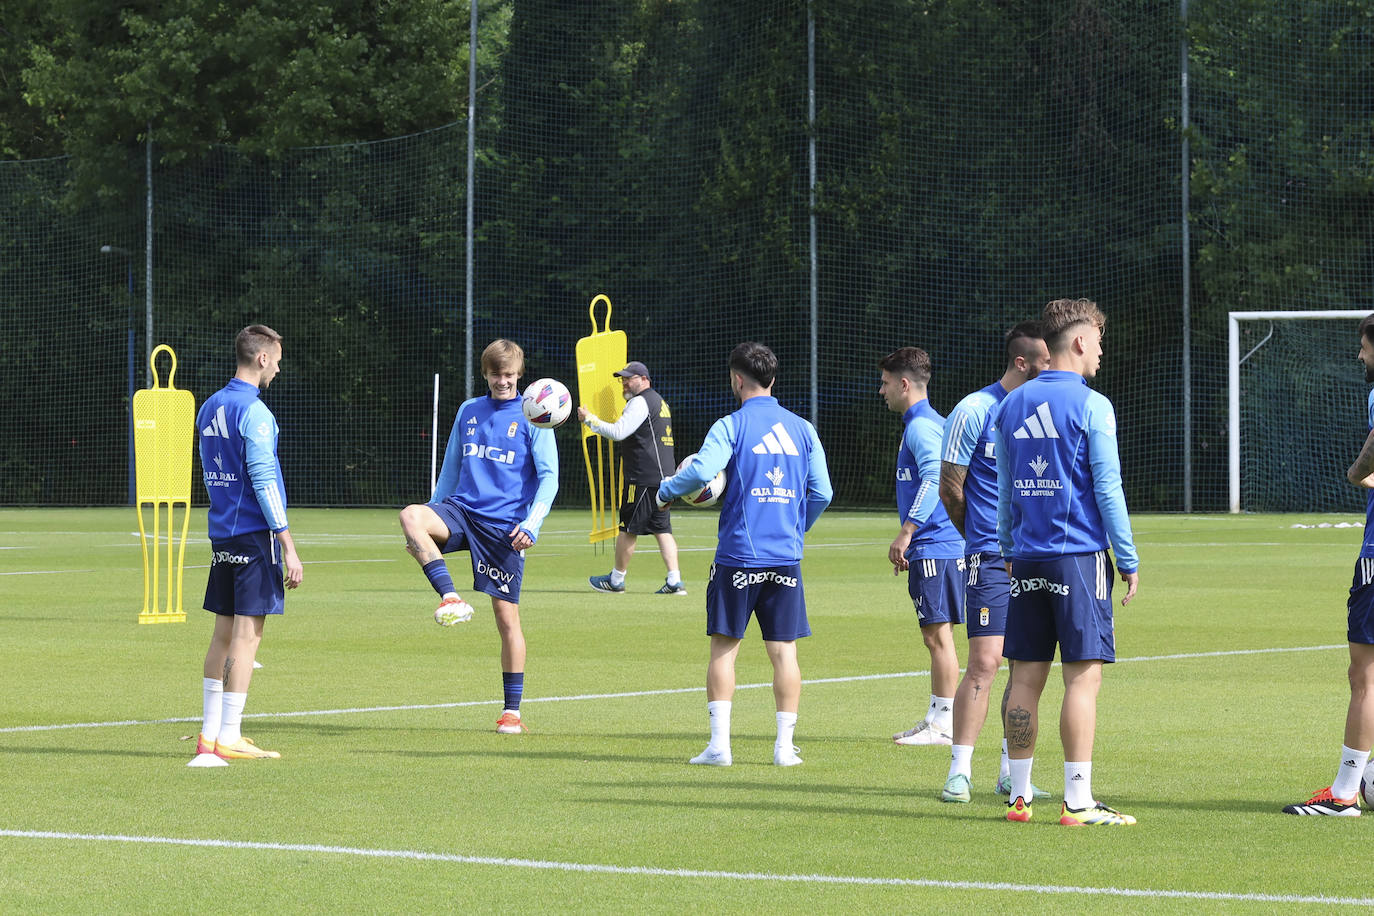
[197,377,288,539]
[941,381,1008,557]
[1362,388,1374,559]
[994,370,1137,571]
[659,395,832,566]
[432,394,558,540]
[898,400,963,560]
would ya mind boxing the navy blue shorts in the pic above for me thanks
[964,552,1009,638]
[906,555,966,627]
[705,563,809,641]
[430,501,526,603]
[1348,558,1374,644]
[203,530,285,617]
[619,483,672,536]
[1004,552,1115,664]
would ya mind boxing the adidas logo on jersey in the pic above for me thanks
[1011,402,1059,440]
[751,422,800,456]
[201,405,230,438]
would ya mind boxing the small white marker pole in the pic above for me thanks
[430,373,440,495]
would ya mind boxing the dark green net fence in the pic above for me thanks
[1,0,1371,511]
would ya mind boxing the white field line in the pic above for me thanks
[0,829,1369,907]
[0,643,1345,736]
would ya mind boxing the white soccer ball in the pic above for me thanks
[1362,760,1374,808]
[521,378,571,428]
[674,453,726,507]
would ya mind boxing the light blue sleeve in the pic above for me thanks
[941,394,987,466]
[996,421,1013,557]
[240,400,287,531]
[430,408,465,502]
[1085,393,1138,573]
[906,417,943,525]
[1367,388,1374,428]
[803,422,833,532]
[518,427,560,541]
[658,416,734,502]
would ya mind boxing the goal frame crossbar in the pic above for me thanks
[1228,309,1370,513]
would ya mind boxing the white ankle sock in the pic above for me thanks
[1333,745,1370,800]
[1064,760,1093,809]
[999,739,1011,780]
[217,691,247,745]
[707,700,732,751]
[775,711,797,750]
[948,744,974,781]
[201,677,223,743]
[609,569,626,587]
[1009,757,1034,803]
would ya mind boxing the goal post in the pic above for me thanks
[1228,310,1371,513]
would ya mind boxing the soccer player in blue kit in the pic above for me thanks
[657,342,832,767]
[399,339,558,735]
[995,298,1139,826]
[879,347,965,746]
[191,324,303,765]
[937,321,1050,802]
[1284,313,1374,816]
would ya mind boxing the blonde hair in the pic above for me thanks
[481,338,525,376]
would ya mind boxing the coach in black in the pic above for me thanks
[580,361,686,595]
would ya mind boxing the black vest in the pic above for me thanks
[623,387,676,484]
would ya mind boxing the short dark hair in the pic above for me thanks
[878,347,932,386]
[1042,298,1106,352]
[235,324,282,366]
[1005,320,1045,364]
[1360,313,1374,344]
[729,341,778,388]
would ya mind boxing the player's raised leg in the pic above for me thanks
[399,503,474,625]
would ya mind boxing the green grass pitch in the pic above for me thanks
[0,507,1370,912]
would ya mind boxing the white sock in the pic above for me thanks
[1333,745,1371,800]
[441,590,459,602]
[930,695,954,733]
[1064,760,1093,809]
[707,700,732,751]
[1009,757,1034,804]
[775,710,797,750]
[609,568,627,587]
[200,677,223,743]
[217,691,247,745]
[666,570,682,587]
[948,744,974,781]
[999,739,1011,781]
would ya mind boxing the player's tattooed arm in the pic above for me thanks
[1350,428,1374,488]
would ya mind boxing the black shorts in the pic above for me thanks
[619,483,672,536]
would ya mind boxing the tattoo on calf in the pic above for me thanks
[1006,705,1034,750]
[222,657,235,685]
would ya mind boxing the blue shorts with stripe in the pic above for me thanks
[705,563,809,641]
[430,500,525,603]
[906,555,966,627]
[1348,557,1374,644]
[964,552,1009,638]
[203,529,285,617]
[1004,552,1115,664]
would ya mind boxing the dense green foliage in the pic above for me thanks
[1,1,1371,508]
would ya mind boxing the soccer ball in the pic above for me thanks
[674,453,726,507]
[1362,760,1374,808]
[521,378,571,428]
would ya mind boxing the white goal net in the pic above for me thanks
[1229,310,1372,513]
